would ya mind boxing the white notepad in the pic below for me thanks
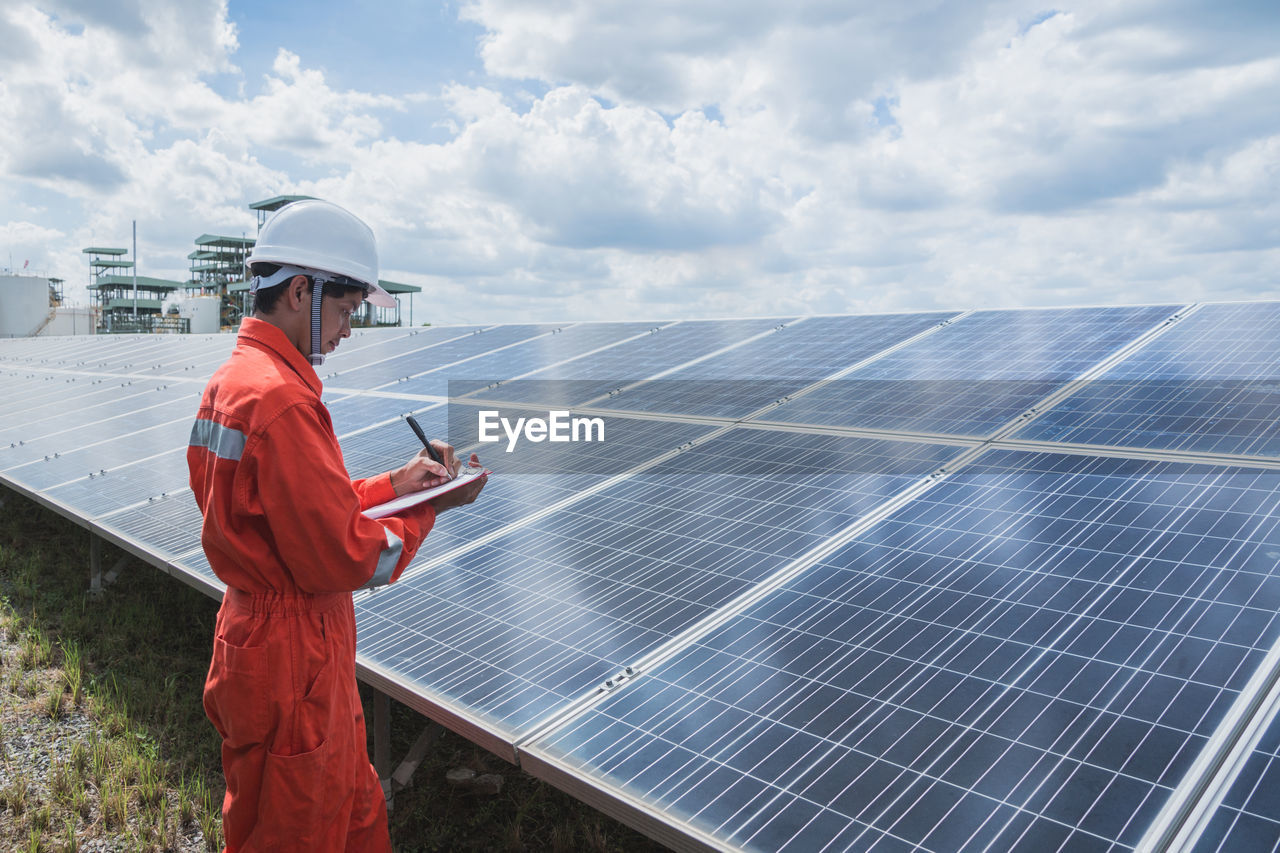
[362,467,489,519]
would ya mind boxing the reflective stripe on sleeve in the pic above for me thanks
[361,528,403,589]
[189,418,247,462]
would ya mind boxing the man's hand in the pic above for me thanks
[430,453,487,514]
[389,441,459,496]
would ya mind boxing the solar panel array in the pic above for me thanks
[4,302,1280,852]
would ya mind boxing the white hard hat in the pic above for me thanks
[248,199,396,308]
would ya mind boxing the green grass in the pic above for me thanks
[0,488,669,852]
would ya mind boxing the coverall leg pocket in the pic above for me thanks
[257,736,333,849]
[255,613,344,848]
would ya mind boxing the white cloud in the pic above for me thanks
[1,0,1277,322]
[217,50,404,162]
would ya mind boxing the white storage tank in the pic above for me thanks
[0,275,53,337]
[179,296,222,334]
[44,307,97,336]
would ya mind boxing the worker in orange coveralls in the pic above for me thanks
[187,198,485,851]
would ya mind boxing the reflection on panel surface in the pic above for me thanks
[3,417,195,490]
[1193,705,1280,852]
[765,305,1178,436]
[606,313,957,418]
[390,322,659,399]
[468,317,790,407]
[408,414,718,556]
[356,431,964,741]
[322,324,548,390]
[1016,302,1280,457]
[0,385,201,471]
[531,449,1280,851]
[323,394,443,439]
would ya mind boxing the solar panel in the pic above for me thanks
[0,369,168,426]
[404,413,721,556]
[763,305,1179,436]
[5,304,1280,853]
[1,380,198,444]
[1015,302,1280,458]
[526,448,1280,851]
[321,393,442,437]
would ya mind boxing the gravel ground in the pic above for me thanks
[0,627,210,851]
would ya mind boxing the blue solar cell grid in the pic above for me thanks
[322,393,443,438]
[765,304,1178,436]
[530,449,1280,852]
[1017,302,1280,457]
[173,548,224,594]
[337,410,718,557]
[2,411,195,491]
[355,430,965,742]
[0,371,186,432]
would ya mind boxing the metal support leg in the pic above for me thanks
[390,721,442,792]
[89,534,128,596]
[90,534,102,594]
[375,692,392,802]
[373,690,444,809]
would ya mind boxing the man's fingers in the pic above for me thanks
[430,473,487,513]
[409,450,450,483]
[429,439,462,476]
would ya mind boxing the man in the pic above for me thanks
[187,199,485,851]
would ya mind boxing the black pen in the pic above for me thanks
[406,415,447,468]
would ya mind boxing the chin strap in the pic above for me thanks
[309,278,324,367]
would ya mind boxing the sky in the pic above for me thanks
[1,0,1277,325]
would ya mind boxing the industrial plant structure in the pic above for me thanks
[8,195,423,338]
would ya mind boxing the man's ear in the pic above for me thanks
[283,275,310,312]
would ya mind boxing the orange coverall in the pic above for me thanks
[188,317,435,851]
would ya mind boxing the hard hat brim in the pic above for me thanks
[364,282,397,309]
[250,263,398,309]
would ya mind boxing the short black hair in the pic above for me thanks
[250,263,365,314]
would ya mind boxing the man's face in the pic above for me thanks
[319,290,365,355]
